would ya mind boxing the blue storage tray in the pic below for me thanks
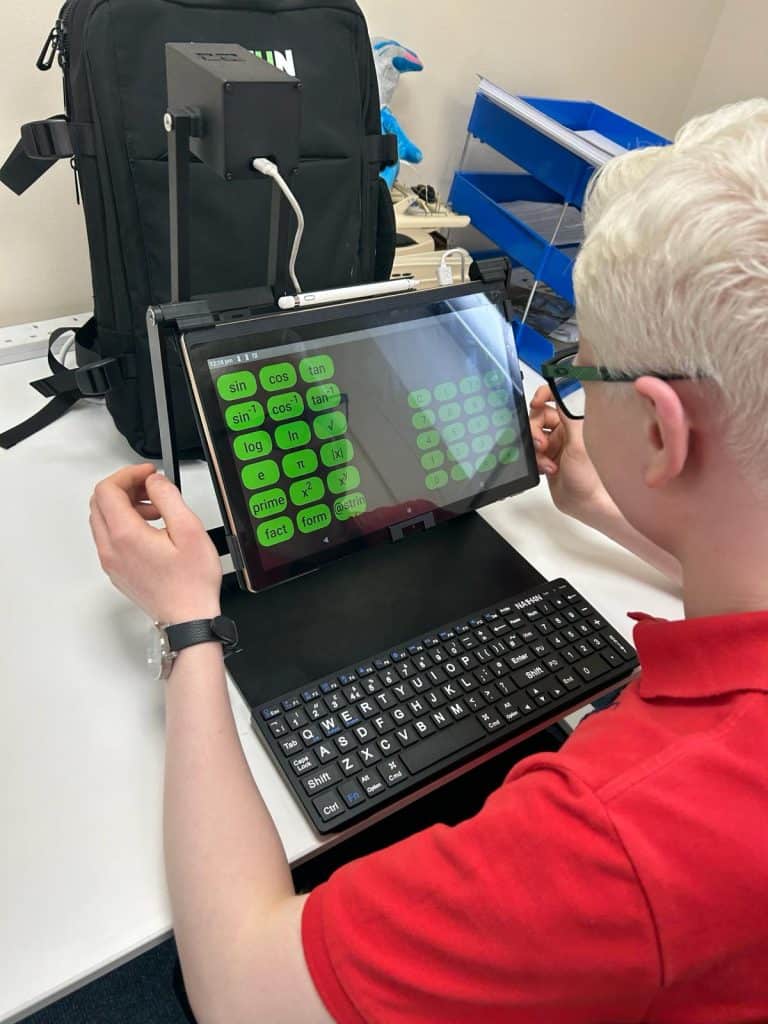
[450,171,578,302]
[466,93,667,208]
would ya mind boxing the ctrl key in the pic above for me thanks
[312,790,345,823]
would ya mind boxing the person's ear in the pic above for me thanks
[633,377,691,488]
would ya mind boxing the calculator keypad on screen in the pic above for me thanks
[216,354,367,548]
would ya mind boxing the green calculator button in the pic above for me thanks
[425,470,449,491]
[275,421,311,451]
[225,400,264,432]
[472,434,494,454]
[282,449,318,478]
[459,375,482,395]
[313,411,348,440]
[484,369,506,388]
[464,395,485,416]
[241,459,280,491]
[233,430,272,461]
[327,466,360,494]
[297,504,333,534]
[306,383,341,412]
[267,391,304,422]
[488,389,508,409]
[447,442,470,462]
[412,409,436,430]
[321,439,354,467]
[421,450,445,472]
[249,488,288,520]
[498,446,520,465]
[434,381,457,402]
[334,492,367,521]
[468,415,490,435]
[257,516,295,547]
[442,422,465,444]
[496,427,517,446]
[417,430,440,451]
[476,453,498,474]
[259,362,297,392]
[289,476,325,507]
[299,355,335,383]
[217,370,257,402]
[438,402,461,423]
[451,462,473,482]
[492,408,514,428]
[408,389,432,410]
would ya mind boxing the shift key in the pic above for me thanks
[301,764,342,795]
[401,716,485,774]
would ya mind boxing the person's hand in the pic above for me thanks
[529,385,614,523]
[89,464,222,624]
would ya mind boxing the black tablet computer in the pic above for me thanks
[179,281,539,592]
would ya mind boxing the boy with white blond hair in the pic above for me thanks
[89,100,768,1023]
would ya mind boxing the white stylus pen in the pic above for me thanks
[278,278,418,311]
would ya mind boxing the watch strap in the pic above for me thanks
[165,616,239,656]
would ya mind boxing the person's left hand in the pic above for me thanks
[89,464,222,624]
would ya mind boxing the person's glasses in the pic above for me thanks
[541,344,691,420]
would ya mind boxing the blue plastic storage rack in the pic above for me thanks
[449,91,668,369]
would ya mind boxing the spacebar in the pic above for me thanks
[401,717,486,775]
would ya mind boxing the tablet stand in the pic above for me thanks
[146,45,543,717]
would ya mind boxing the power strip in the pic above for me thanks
[0,313,92,367]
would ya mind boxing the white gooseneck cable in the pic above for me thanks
[252,157,305,293]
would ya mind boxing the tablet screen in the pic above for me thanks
[184,288,538,591]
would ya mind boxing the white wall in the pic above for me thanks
[0,0,727,327]
[683,0,768,119]
[0,6,94,327]
[361,0,723,192]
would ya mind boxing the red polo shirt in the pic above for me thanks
[302,610,768,1022]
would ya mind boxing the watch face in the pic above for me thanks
[147,625,172,681]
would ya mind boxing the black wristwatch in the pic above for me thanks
[148,616,240,681]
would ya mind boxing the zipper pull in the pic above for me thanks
[70,157,81,206]
[37,25,60,71]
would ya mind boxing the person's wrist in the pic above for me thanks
[572,490,621,532]
[156,601,222,626]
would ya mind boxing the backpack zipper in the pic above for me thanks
[37,5,79,204]
[36,24,61,71]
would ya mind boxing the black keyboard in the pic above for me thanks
[252,579,637,833]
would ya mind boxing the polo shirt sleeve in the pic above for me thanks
[302,762,660,1024]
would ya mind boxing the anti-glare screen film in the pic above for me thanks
[205,292,536,582]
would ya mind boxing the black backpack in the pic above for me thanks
[1,0,396,457]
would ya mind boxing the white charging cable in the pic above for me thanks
[437,248,469,286]
[58,334,76,366]
[252,157,305,294]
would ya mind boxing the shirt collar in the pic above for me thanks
[631,610,768,700]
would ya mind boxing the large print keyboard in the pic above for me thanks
[253,579,638,833]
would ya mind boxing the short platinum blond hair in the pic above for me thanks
[573,99,768,472]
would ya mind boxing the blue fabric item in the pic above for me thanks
[380,106,423,187]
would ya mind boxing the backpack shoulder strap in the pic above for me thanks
[0,318,118,449]
[0,115,95,196]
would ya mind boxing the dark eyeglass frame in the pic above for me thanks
[541,344,691,420]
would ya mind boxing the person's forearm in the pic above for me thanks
[163,643,295,1020]
[577,497,682,584]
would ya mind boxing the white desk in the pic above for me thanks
[0,345,682,1023]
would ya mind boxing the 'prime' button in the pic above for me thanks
[249,489,288,519]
